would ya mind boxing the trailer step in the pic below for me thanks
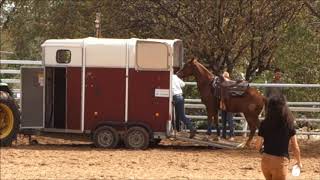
[174,132,242,149]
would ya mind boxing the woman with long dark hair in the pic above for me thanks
[256,94,302,180]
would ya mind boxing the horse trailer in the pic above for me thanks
[0,37,186,149]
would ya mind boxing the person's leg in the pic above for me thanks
[173,96,181,131]
[174,95,194,130]
[227,112,234,137]
[271,157,289,180]
[261,154,273,180]
[221,111,227,138]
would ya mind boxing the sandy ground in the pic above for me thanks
[0,135,319,180]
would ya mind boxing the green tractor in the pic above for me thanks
[0,82,20,146]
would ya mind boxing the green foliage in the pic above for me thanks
[274,16,320,110]
[1,0,319,102]
[2,0,306,80]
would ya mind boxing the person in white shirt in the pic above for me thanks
[172,74,196,138]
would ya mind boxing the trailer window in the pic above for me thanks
[173,41,183,68]
[136,42,169,71]
[56,50,71,64]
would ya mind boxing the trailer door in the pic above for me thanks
[42,46,83,131]
[21,67,44,128]
[128,41,170,132]
[83,40,127,131]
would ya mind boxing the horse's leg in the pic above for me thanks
[206,106,213,136]
[243,113,259,147]
[213,110,220,137]
[206,106,220,141]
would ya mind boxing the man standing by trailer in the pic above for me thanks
[172,74,196,138]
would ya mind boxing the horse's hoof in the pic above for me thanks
[237,142,246,148]
[245,143,253,149]
[189,129,197,139]
[30,139,39,145]
[211,136,220,141]
[202,135,210,141]
[238,143,252,149]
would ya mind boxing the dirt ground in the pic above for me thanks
[0,135,319,180]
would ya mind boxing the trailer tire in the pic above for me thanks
[0,92,20,147]
[93,126,119,148]
[125,126,149,150]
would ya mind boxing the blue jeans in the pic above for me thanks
[222,111,234,138]
[173,94,193,130]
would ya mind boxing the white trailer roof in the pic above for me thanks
[41,37,182,69]
[42,37,135,48]
[41,38,84,47]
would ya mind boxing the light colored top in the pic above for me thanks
[172,74,185,96]
[223,71,231,81]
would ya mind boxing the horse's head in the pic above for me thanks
[176,58,198,79]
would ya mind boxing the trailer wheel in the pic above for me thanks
[125,126,149,150]
[93,126,119,148]
[0,92,20,147]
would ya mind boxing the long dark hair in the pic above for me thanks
[265,93,295,131]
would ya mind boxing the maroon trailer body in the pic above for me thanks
[20,38,183,149]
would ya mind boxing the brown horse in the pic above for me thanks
[176,58,266,147]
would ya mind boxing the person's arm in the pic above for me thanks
[178,77,185,88]
[290,135,302,168]
[255,136,263,151]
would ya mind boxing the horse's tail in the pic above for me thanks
[262,96,267,106]
[258,96,268,122]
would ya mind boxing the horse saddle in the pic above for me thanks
[221,80,249,97]
[212,77,249,99]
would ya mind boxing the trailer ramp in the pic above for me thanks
[174,132,242,149]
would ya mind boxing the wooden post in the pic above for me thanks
[95,13,101,38]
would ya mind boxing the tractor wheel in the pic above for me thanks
[0,92,20,147]
[93,126,119,148]
[125,126,149,150]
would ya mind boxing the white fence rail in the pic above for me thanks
[0,60,42,65]
[184,103,320,112]
[0,60,42,85]
[185,82,320,88]
[1,60,320,135]
[185,99,320,106]
[184,81,320,136]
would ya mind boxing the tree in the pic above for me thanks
[112,0,302,81]
[1,0,316,82]
[304,0,320,19]
[274,6,320,103]
[2,0,100,59]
